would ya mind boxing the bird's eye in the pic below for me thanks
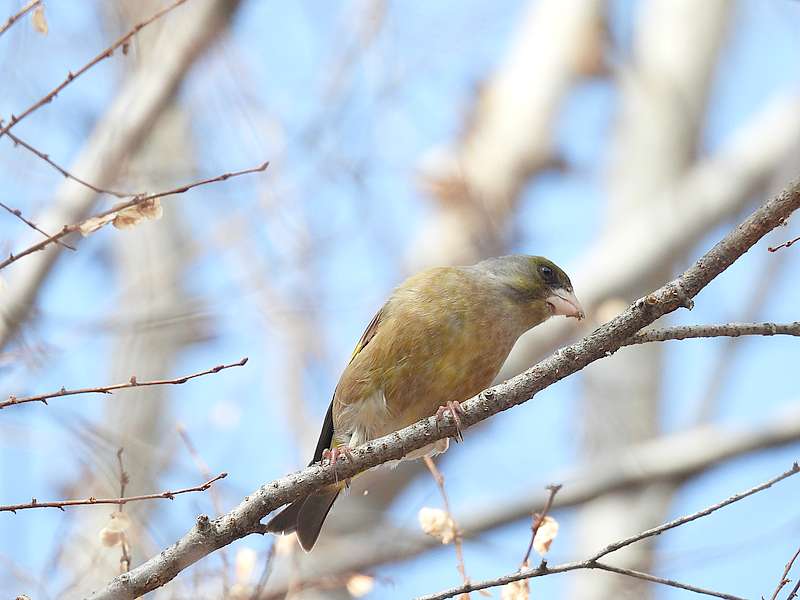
[540,265,555,282]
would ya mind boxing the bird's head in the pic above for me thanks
[476,255,584,323]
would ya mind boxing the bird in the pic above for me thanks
[265,255,583,551]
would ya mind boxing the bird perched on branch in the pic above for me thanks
[266,255,583,550]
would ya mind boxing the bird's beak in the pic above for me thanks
[546,288,585,320]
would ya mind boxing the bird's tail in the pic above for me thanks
[264,486,341,552]
[265,400,342,551]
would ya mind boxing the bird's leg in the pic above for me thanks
[322,446,355,485]
[435,400,465,442]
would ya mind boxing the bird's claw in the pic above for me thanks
[322,446,354,485]
[436,400,465,442]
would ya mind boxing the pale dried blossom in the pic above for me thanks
[418,506,457,544]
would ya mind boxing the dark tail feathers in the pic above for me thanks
[266,401,339,551]
[265,488,340,552]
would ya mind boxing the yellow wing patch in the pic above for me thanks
[349,307,384,363]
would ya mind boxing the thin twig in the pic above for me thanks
[1,357,248,409]
[0,472,226,513]
[116,449,132,573]
[788,577,800,600]
[768,235,800,252]
[0,201,75,250]
[418,464,800,600]
[770,545,800,600]
[590,462,799,561]
[520,484,561,568]
[2,128,132,198]
[176,424,231,593]
[693,253,787,424]
[622,322,800,346]
[423,455,470,596]
[0,161,269,271]
[589,562,745,600]
[0,0,40,37]
[249,542,277,600]
[0,0,190,139]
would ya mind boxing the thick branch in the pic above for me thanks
[622,321,800,346]
[0,473,226,513]
[87,179,800,599]
[419,464,799,600]
[1,357,248,410]
[262,404,800,594]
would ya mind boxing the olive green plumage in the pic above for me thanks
[265,255,582,551]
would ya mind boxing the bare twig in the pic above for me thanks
[1,357,248,409]
[584,562,745,600]
[419,558,746,600]
[423,456,470,595]
[622,322,800,346]
[0,473,227,513]
[2,129,132,198]
[591,463,799,560]
[521,484,562,568]
[249,542,277,600]
[694,251,788,424]
[0,0,190,139]
[0,0,243,350]
[0,201,75,251]
[417,464,800,600]
[0,0,40,37]
[788,577,800,600]
[769,235,800,252]
[0,162,268,271]
[769,545,800,600]
[87,179,800,600]
[176,424,231,592]
[116,449,132,573]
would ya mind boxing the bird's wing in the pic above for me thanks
[348,305,384,363]
[309,305,386,463]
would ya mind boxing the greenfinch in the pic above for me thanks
[266,255,583,550]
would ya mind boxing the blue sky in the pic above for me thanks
[1,1,800,598]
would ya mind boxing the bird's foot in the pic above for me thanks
[322,446,354,485]
[435,400,465,442]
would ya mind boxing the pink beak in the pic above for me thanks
[546,289,585,320]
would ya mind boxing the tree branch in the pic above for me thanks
[0,0,40,37]
[0,473,226,513]
[86,178,800,599]
[2,129,133,198]
[769,235,800,253]
[261,403,800,596]
[0,0,189,139]
[418,463,799,600]
[0,200,75,251]
[1,357,248,410]
[622,321,800,346]
[0,0,242,349]
[521,484,562,568]
[769,544,800,600]
[0,161,268,271]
